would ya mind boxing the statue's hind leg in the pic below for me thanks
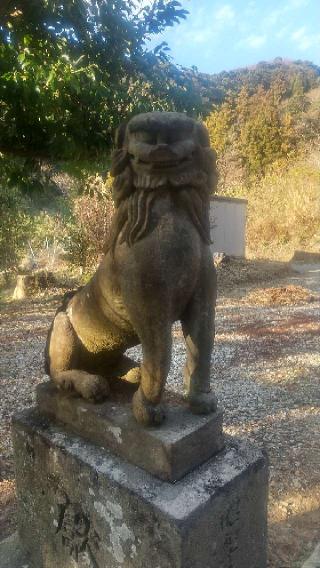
[47,312,110,402]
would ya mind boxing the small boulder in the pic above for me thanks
[213,252,230,267]
[12,271,56,300]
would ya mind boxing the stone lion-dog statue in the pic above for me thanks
[45,112,218,426]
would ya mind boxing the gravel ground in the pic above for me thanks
[0,261,319,567]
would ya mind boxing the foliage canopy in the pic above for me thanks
[0,0,202,158]
[1,2,320,270]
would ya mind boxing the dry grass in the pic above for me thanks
[245,285,316,306]
[245,158,320,259]
[217,145,320,261]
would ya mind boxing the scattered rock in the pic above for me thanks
[12,271,56,300]
[213,252,230,267]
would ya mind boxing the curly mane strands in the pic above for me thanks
[105,137,217,254]
[176,186,211,245]
[106,179,211,254]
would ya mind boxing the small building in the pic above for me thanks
[209,196,248,258]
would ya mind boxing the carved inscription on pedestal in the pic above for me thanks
[51,488,101,566]
[220,496,241,568]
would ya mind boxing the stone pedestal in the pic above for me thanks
[36,382,224,482]
[13,383,268,568]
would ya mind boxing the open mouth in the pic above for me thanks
[137,156,192,170]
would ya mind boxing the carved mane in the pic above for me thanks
[105,120,217,254]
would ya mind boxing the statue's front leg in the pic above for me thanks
[130,324,172,426]
[119,269,172,425]
[181,262,217,415]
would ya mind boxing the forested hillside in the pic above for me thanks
[0,1,319,278]
[191,58,320,107]
[204,64,320,258]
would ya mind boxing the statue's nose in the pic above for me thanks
[149,144,177,162]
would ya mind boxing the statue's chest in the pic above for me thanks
[149,199,202,265]
[116,200,202,298]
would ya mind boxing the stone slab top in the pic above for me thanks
[13,408,266,523]
[36,381,224,482]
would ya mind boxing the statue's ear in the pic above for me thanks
[195,122,211,148]
[110,122,130,177]
[114,122,128,149]
[205,147,218,193]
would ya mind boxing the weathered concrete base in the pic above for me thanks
[302,543,320,568]
[13,409,268,568]
[0,532,30,568]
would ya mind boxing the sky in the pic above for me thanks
[149,0,320,74]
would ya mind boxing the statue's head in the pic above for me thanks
[108,112,217,250]
[111,112,217,196]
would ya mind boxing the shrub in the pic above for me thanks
[0,154,116,277]
[0,185,35,273]
[64,177,114,270]
[246,160,320,257]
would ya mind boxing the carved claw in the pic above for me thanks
[132,387,165,426]
[76,375,110,403]
[188,391,217,415]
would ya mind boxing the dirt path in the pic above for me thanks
[0,263,319,567]
[217,263,320,568]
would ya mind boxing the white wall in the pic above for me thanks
[209,196,247,257]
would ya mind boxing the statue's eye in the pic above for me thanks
[167,128,189,144]
[134,131,155,144]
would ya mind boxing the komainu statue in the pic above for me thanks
[45,112,218,426]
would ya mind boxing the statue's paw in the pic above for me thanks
[77,375,110,403]
[132,388,165,427]
[122,366,141,384]
[188,391,217,415]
